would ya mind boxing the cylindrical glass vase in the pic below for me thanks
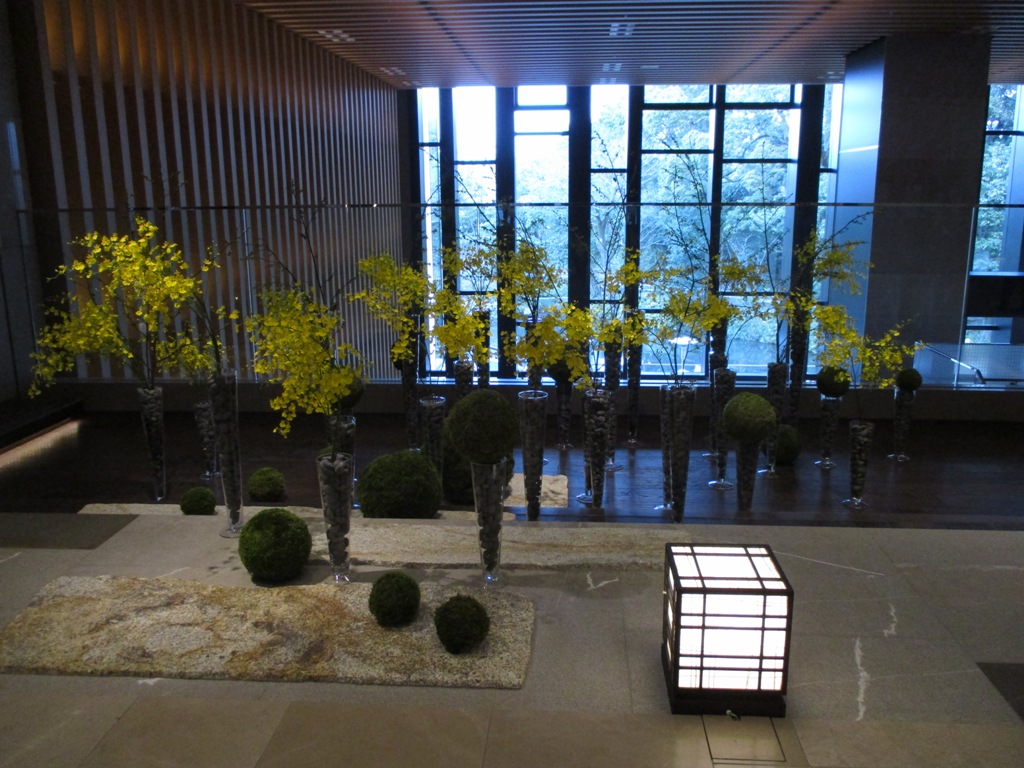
[761,361,789,476]
[212,371,243,537]
[518,390,548,521]
[555,379,573,450]
[318,452,353,583]
[708,367,735,490]
[668,383,694,522]
[888,388,914,462]
[137,386,166,502]
[583,388,611,508]
[656,384,674,512]
[471,459,507,587]
[844,422,875,510]
[816,395,842,470]
[419,395,446,480]
[194,395,219,480]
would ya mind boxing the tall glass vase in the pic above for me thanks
[453,358,474,402]
[211,370,243,537]
[704,353,728,458]
[555,379,573,450]
[888,388,914,462]
[326,408,356,457]
[761,362,789,476]
[518,390,548,521]
[193,383,219,480]
[318,452,353,583]
[471,459,507,587]
[816,395,842,470]
[626,336,642,445]
[603,338,622,472]
[656,384,674,513]
[137,386,166,501]
[843,422,875,510]
[668,383,695,523]
[736,441,760,512]
[399,356,419,448]
[708,367,735,490]
[419,395,446,480]
[582,388,610,508]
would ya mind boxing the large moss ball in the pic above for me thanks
[434,594,490,654]
[368,570,421,627]
[895,367,923,391]
[180,486,216,516]
[445,389,519,464]
[442,424,514,504]
[816,366,851,398]
[247,467,286,502]
[358,449,442,519]
[237,508,312,582]
[722,392,777,444]
[774,424,802,466]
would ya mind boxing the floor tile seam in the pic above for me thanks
[75,691,143,768]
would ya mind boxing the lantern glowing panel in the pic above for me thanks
[662,544,793,716]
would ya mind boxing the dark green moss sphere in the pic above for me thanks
[816,366,851,398]
[441,424,514,505]
[180,486,216,516]
[237,508,311,582]
[722,392,776,444]
[358,449,442,519]
[434,594,490,654]
[895,368,923,391]
[774,424,802,466]
[445,389,519,464]
[368,570,421,627]
[247,466,286,502]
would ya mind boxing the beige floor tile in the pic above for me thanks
[703,714,785,761]
[793,719,1024,768]
[256,701,490,767]
[0,691,134,768]
[79,695,288,768]
[483,709,713,768]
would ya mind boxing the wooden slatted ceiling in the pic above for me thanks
[237,0,1024,87]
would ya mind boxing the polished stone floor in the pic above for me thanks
[0,406,1022,767]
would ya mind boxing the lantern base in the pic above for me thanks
[662,647,787,718]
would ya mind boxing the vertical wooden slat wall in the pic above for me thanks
[33,0,402,382]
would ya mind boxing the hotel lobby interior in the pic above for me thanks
[1,2,1023,767]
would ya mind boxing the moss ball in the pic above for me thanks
[816,366,851,398]
[434,594,490,654]
[180,486,216,516]
[774,424,802,466]
[722,392,776,444]
[445,389,519,465]
[368,570,421,627]
[358,449,442,519]
[237,508,312,582]
[895,368,923,391]
[441,424,514,505]
[247,467,286,502]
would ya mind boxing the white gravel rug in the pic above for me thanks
[0,575,534,689]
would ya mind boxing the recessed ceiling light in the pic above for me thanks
[602,63,622,72]
[318,29,355,43]
[640,64,660,70]
[598,77,618,85]
[609,22,635,37]
[380,66,406,76]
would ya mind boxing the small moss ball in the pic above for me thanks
[358,449,442,519]
[816,366,851,398]
[237,508,311,582]
[368,570,421,627]
[774,424,802,466]
[247,467,286,503]
[180,486,216,516]
[722,392,777,445]
[895,368,923,391]
[445,389,519,465]
[434,594,491,654]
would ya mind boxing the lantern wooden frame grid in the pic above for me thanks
[662,543,794,717]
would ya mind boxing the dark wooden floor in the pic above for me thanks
[2,405,1022,530]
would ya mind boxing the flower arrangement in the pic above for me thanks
[429,246,495,368]
[351,252,430,366]
[30,217,209,393]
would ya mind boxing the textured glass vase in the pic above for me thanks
[816,395,842,470]
[843,422,875,510]
[419,395,446,480]
[471,459,507,587]
[137,386,166,502]
[518,390,548,521]
[708,367,735,490]
[318,452,353,583]
[667,383,695,522]
[212,370,243,537]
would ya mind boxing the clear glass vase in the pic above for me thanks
[212,371,243,537]
[137,386,166,502]
[816,395,842,470]
[708,367,735,490]
[667,383,694,522]
[318,452,353,583]
[581,388,610,508]
[471,459,507,587]
[419,395,446,480]
[518,390,548,521]
[843,421,875,510]
[888,388,914,462]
